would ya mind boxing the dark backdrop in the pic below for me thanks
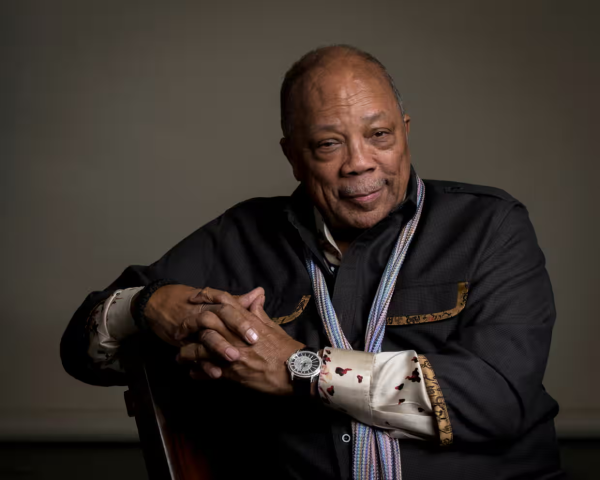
[1,0,598,441]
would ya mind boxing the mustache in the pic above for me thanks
[339,178,387,197]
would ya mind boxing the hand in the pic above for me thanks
[177,292,304,395]
[133,284,264,347]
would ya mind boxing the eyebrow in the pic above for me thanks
[361,111,387,123]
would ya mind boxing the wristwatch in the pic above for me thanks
[286,347,322,397]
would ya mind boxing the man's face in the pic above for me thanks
[282,58,411,231]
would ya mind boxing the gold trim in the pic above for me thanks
[272,295,311,325]
[418,354,453,446]
[386,281,469,326]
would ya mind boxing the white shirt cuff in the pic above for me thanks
[86,286,144,369]
[318,348,436,440]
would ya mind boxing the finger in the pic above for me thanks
[188,364,211,381]
[192,360,222,379]
[249,295,271,325]
[175,310,240,343]
[188,287,238,306]
[200,303,260,344]
[198,329,240,362]
[179,331,239,363]
[234,287,265,309]
[176,343,213,363]
[177,343,204,364]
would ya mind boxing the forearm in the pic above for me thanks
[61,264,158,386]
[413,204,559,444]
[61,290,129,386]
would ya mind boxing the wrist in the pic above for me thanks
[287,346,322,398]
[132,279,180,331]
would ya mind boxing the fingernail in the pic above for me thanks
[225,347,239,361]
[210,367,222,378]
[246,328,258,343]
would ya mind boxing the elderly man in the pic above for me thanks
[61,45,563,479]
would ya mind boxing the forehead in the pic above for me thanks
[294,59,398,126]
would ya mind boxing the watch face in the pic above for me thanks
[288,350,321,378]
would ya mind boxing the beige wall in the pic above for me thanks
[1,0,598,439]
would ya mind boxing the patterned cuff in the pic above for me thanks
[318,348,375,425]
[418,355,453,446]
[105,287,145,342]
[370,351,436,439]
[86,287,144,370]
[318,348,437,440]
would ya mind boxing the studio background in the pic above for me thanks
[1,0,598,473]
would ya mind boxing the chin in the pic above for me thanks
[336,209,389,230]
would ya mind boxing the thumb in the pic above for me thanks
[236,287,265,309]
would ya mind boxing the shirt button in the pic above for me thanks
[341,434,351,443]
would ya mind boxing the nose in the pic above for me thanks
[341,137,377,176]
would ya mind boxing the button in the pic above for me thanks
[341,434,351,443]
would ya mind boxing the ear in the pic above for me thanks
[403,113,411,137]
[280,137,303,182]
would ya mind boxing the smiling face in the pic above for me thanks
[281,54,411,231]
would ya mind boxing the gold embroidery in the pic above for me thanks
[272,295,311,325]
[418,354,453,446]
[386,281,469,326]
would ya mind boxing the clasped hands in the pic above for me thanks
[142,285,304,395]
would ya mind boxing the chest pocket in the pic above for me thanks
[268,290,328,348]
[386,281,469,325]
[271,295,312,325]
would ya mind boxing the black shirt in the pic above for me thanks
[61,168,564,479]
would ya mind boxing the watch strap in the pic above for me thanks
[132,279,180,331]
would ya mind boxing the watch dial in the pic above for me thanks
[290,351,321,376]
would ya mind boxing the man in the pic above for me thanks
[61,45,564,479]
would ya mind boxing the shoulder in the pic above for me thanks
[420,178,527,235]
[223,195,292,220]
[423,178,519,204]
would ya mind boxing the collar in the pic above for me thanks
[285,166,419,270]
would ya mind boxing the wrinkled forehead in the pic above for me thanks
[292,59,398,127]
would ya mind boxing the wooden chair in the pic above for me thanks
[122,334,213,480]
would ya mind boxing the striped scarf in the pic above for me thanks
[304,176,425,480]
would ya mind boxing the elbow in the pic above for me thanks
[60,329,126,387]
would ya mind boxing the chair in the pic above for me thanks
[122,334,213,480]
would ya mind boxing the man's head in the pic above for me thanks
[280,45,411,232]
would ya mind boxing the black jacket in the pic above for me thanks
[61,169,564,479]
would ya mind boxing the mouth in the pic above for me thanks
[341,188,383,204]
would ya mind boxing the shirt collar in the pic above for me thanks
[286,165,419,269]
[313,167,416,267]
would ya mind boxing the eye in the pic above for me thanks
[316,139,341,151]
[374,130,388,138]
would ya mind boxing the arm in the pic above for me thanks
[61,215,225,386]
[60,265,159,386]
[176,294,438,440]
[416,203,558,445]
[305,203,558,446]
[86,287,144,373]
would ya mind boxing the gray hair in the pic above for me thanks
[280,44,405,138]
